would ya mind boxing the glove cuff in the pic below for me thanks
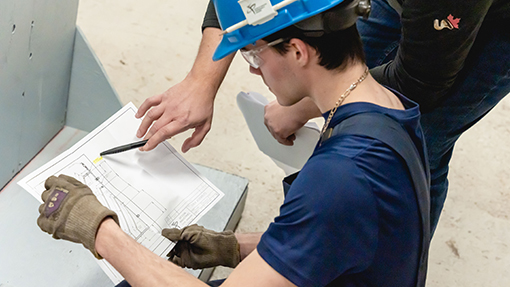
[67,197,119,259]
[222,230,241,268]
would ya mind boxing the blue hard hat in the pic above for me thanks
[212,0,363,61]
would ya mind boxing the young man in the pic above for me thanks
[37,0,429,286]
[136,0,510,235]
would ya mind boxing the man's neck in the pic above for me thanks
[307,63,404,112]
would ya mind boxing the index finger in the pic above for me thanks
[58,174,85,187]
[136,94,162,118]
[44,175,58,190]
[137,107,164,138]
[142,122,187,151]
[41,188,53,202]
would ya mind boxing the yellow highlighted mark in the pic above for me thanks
[93,156,103,164]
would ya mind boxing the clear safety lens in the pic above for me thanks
[240,49,262,69]
[240,38,287,69]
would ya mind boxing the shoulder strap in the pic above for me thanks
[321,113,430,287]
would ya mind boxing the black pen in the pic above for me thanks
[100,139,148,156]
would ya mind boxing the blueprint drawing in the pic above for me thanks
[18,102,224,284]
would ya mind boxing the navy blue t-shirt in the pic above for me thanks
[257,92,424,286]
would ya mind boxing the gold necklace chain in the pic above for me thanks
[320,67,370,137]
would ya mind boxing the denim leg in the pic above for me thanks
[421,22,510,233]
[357,0,401,68]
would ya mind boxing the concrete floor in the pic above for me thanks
[77,0,510,285]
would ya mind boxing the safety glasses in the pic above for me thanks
[240,38,287,69]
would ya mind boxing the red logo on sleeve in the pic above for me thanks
[434,14,460,30]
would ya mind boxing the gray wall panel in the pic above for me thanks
[0,0,79,188]
[66,28,122,132]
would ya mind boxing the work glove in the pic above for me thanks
[37,174,119,259]
[162,224,240,269]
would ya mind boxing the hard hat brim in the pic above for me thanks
[213,0,348,61]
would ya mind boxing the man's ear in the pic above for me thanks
[288,38,312,67]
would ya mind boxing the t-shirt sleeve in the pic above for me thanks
[201,0,221,31]
[257,154,378,287]
[370,0,494,111]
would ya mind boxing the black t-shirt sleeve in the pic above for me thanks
[201,0,221,31]
[370,0,496,111]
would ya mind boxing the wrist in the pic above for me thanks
[71,200,119,259]
[187,27,235,93]
[95,217,122,259]
[185,61,231,96]
[235,232,263,260]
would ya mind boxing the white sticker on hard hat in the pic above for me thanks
[238,0,278,26]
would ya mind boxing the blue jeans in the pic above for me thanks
[357,0,510,234]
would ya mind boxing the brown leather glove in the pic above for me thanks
[37,174,119,259]
[162,224,240,269]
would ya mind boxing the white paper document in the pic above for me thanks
[18,102,224,284]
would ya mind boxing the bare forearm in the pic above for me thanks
[236,232,263,260]
[96,219,207,287]
[187,27,235,94]
[264,97,322,145]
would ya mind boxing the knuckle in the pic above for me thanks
[145,109,158,120]
[159,126,174,138]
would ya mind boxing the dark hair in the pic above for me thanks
[263,24,366,72]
